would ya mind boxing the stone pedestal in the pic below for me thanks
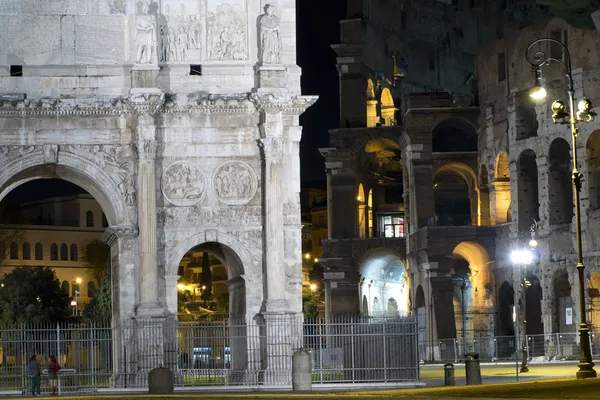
[130,315,178,386]
[262,313,300,385]
[258,65,288,90]
[131,66,160,90]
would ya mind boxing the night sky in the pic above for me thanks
[297,0,346,185]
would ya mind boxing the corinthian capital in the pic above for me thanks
[259,137,284,162]
[135,139,158,159]
[102,225,139,246]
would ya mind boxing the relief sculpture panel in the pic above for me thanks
[161,160,206,206]
[158,0,203,63]
[212,160,258,205]
[205,0,248,61]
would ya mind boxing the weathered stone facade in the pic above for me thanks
[322,0,600,361]
[0,0,315,382]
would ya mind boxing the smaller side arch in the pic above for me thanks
[380,88,396,126]
[366,79,378,128]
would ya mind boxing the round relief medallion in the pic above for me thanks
[212,160,258,205]
[161,161,206,206]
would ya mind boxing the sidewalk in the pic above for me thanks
[10,378,600,400]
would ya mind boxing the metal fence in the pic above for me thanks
[0,315,418,394]
[418,332,598,363]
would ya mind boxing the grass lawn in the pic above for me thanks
[26,377,600,400]
[420,364,576,380]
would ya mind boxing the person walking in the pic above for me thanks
[26,355,41,396]
[48,355,60,396]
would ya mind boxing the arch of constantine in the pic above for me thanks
[0,0,315,383]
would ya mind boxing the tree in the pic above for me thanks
[302,287,319,319]
[199,252,213,305]
[216,292,229,314]
[83,240,110,284]
[0,266,70,323]
[84,258,112,322]
[537,0,600,29]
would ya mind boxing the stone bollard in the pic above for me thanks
[444,363,455,386]
[292,349,312,392]
[465,353,482,385]
[148,364,174,394]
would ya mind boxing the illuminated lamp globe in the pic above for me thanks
[510,249,534,265]
[529,85,547,100]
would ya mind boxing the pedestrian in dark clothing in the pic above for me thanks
[48,355,60,396]
[27,355,41,396]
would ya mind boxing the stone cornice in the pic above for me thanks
[0,93,317,117]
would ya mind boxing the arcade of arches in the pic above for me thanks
[321,91,600,359]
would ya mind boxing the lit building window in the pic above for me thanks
[378,214,405,238]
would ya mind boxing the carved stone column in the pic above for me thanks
[259,136,289,312]
[101,224,138,386]
[136,114,162,316]
[102,225,139,321]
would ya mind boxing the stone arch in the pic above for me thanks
[0,151,128,226]
[451,242,493,338]
[380,88,396,126]
[360,137,402,183]
[553,269,573,333]
[432,118,478,152]
[357,183,366,238]
[366,79,378,128]
[586,130,600,210]
[498,281,515,336]
[358,247,408,317]
[169,232,259,378]
[492,152,511,224]
[517,150,539,232]
[495,152,510,180]
[514,89,538,140]
[434,162,478,226]
[362,295,369,315]
[525,274,543,335]
[548,138,573,225]
[497,281,515,357]
[168,230,258,318]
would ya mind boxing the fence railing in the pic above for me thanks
[418,332,599,363]
[0,315,418,394]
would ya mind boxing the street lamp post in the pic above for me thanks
[452,275,469,358]
[526,38,597,379]
[510,249,534,373]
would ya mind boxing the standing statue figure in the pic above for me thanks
[259,4,282,64]
[135,2,158,65]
